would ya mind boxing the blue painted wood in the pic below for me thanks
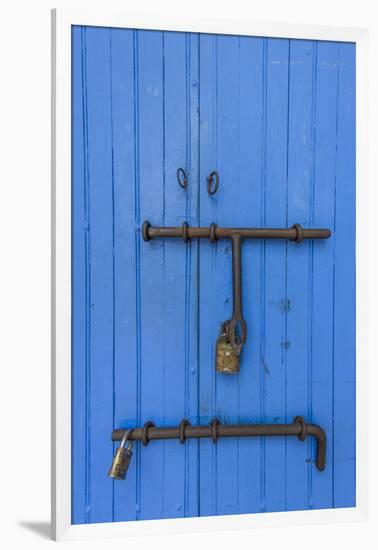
[197,32,218,516]
[333,43,356,508]
[262,37,290,513]
[84,27,115,523]
[237,35,264,515]
[214,34,244,516]
[310,40,339,509]
[285,38,316,511]
[72,27,356,523]
[137,29,167,521]
[109,27,138,522]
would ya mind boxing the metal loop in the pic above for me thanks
[179,419,190,444]
[142,220,151,242]
[291,223,303,244]
[207,170,219,196]
[177,168,188,189]
[294,416,307,441]
[209,223,218,243]
[227,318,247,350]
[181,221,189,242]
[142,421,155,447]
[210,418,220,443]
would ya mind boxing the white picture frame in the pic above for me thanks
[51,7,369,541]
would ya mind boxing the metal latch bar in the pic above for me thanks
[142,221,331,369]
[112,416,326,472]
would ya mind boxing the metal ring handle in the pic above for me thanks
[177,168,188,189]
[181,221,189,242]
[179,419,190,444]
[142,421,155,447]
[294,416,307,441]
[207,170,219,195]
[142,220,152,242]
[210,418,220,443]
[209,223,218,243]
[291,223,303,244]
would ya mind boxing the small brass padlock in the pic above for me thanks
[108,429,133,480]
[215,329,240,374]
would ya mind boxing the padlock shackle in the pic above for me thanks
[120,428,133,447]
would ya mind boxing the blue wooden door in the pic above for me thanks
[72,26,355,524]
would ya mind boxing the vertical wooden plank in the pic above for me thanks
[198,33,217,516]
[310,41,339,509]
[71,25,86,524]
[263,37,290,513]
[85,26,114,523]
[236,35,264,515]
[158,29,187,520]
[333,42,356,508]
[184,32,201,518]
[285,39,315,511]
[156,30,199,519]
[136,29,165,520]
[212,34,242,516]
[110,27,138,522]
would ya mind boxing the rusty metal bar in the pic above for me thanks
[226,234,247,354]
[142,221,331,242]
[112,416,326,471]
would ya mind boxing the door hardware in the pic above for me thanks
[142,221,331,371]
[177,167,188,189]
[215,322,240,373]
[207,170,219,195]
[111,416,326,473]
[108,428,134,480]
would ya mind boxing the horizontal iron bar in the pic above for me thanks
[142,222,331,242]
[112,417,326,471]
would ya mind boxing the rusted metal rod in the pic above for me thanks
[112,416,326,471]
[227,234,247,354]
[142,221,331,242]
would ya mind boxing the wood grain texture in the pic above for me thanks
[72,27,356,523]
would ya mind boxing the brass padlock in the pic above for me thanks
[215,329,240,374]
[108,429,133,480]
